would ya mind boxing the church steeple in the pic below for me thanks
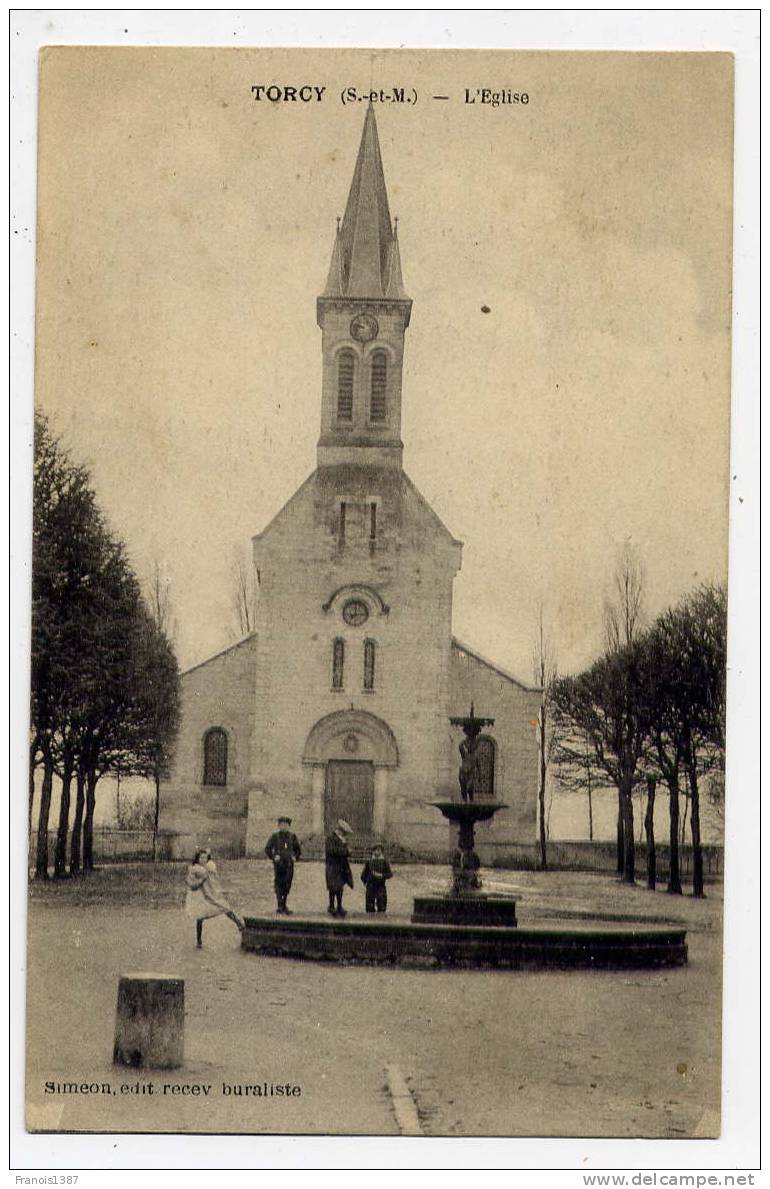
[322,104,409,302]
[317,106,412,469]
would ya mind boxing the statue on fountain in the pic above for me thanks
[458,735,482,803]
[455,703,493,803]
[413,703,517,924]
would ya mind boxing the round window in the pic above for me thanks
[342,598,369,627]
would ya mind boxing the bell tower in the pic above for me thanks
[316,105,412,469]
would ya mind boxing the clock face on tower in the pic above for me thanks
[350,313,379,343]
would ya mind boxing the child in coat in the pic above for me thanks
[360,844,393,913]
[325,819,354,917]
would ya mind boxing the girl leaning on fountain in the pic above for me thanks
[185,847,245,947]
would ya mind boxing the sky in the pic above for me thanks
[34,47,733,684]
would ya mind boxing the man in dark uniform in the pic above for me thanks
[265,816,302,914]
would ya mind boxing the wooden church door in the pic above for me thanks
[324,760,375,840]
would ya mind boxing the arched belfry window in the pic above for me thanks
[363,639,376,690]
[337,351,354,421]
[370,351,387,422]
[332,638,345,690]
[476,735,496,798]
[203,728,228,787]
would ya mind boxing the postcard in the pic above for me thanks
[26,46,733,1139]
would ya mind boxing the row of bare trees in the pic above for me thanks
[535,547,726,897]
[31,414,181,879]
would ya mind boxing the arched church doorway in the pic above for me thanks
[303,709,399,845]
[324,760,374,836]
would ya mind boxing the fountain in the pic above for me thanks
[241,707,688,968]
[411,705,519,927]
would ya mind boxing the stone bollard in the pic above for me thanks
[113,973,184,1070]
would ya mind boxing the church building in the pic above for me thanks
[159,107,540,862]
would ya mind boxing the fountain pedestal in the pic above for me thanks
[411,800,518,927]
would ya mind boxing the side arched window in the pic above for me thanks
[337,351,354,421]
[363,639,376,690]
[332,638,345,689]
[370,351,387,422]
[203,728,228,787]
[476,735,496,798]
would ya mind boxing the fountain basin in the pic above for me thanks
[241,915,687,969]
[431,800,506,824]
[412,893,517,927]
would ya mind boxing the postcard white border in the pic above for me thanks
[8,7,760,1178]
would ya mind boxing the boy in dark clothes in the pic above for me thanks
[360,844,393,913]
[264,815,302,913]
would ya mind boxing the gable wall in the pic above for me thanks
[449,643,540,860]
[159,635,257,859]
[246,467,462,854]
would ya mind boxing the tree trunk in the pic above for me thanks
[587,770,594,841]
[70,770,85,875]
[667,775,682,895]
[620,779,635,884]
[538,709,547,870]
[54,754,74,878]
[29,737,39,840]
[680,793,689,847]
[34,752,55,880]
[644,776,656,891]
[152,771,161,862]
[687,761,705,898]
[83,769,98,872]
[616,789,624,876]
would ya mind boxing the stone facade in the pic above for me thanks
[159,106,540,861]
[160,635,256,858]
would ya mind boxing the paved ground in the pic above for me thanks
[26,861,722,1138]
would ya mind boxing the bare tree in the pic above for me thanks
[603,540,646,874]
[604,539,646,653]
[145,560,176,641]
[230,544,258,638]
[641,581,726,898]
[551,718,613,842]
[552,639,651,885]
[533,605,557,870]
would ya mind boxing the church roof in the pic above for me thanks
[253,466,461,551]
[322,105,409,301]
[180,632,257,678]
[452,638,541,693]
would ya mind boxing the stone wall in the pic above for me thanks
[159,635,257,859]
[490,839,724,880]
[245,465,465,857]
[449,640,541,858]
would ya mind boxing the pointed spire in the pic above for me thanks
[322,219,344,297]
[323,104,409,300]
[385,217,407,299]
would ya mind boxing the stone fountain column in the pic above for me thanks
[411,705,518,927]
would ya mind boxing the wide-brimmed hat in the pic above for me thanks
[277,815,292,825]
[336,819,353,835]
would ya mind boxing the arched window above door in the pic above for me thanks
[331,638,345,690]
[363,639,376,690]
